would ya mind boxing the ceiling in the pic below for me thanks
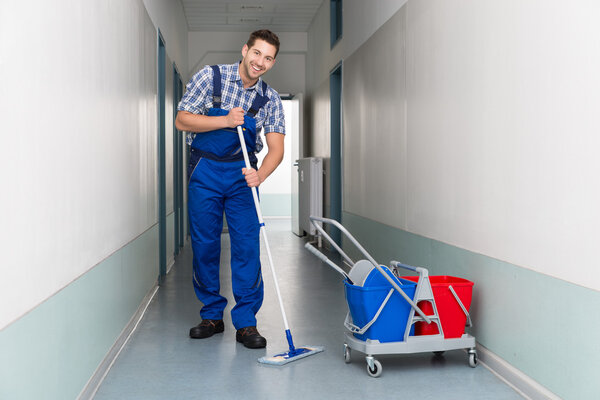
[181,0,324,32]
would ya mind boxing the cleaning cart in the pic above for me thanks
[305,216,477,377]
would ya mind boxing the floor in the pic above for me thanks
[94,219,523,400]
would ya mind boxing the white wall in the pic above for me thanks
[404,0,600,291]
[305,3,600,397]
[343,7,407,228]
[187,31,307,96]
[306,0,407,106]
[307,0,600,292]
[306,0,335,160]
[305,0,408,214]
[306,1,342,106]
[342,0,408,60]
[0,0,188,330]
[143,0,189,78]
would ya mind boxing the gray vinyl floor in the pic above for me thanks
[93,218,523,400]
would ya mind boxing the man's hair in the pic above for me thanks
[247,29,280,58]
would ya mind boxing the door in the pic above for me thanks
[157,30,167,282]
[290,94,303,236]
[330,64,342,244]
[173,65,183,256]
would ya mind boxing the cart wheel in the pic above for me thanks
[367,359,382,378]
[343,344,351,364]
[468,351,478,368]
[433,351,445,356]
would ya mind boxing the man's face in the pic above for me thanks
[240,39,277,83]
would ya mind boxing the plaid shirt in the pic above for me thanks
[178,62,285,153]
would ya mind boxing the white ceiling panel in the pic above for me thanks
[181,0,324,32]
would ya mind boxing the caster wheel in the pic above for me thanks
[469,351,478,368]
[366,359,382,378]
[344,344,351,364]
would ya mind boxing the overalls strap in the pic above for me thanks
[247,81,270,117]
[211,65,222,108]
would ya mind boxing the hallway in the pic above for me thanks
[93,219,522,400]
[4,1,600,398]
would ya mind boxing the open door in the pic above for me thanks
[329,64,342,244]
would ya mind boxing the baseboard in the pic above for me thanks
[166,257,176,274]
[477,344,561,400]
[77,284,159,400]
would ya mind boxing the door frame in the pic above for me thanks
[172,64,184,256]
[329,62,343,244]
[157,30,167,283]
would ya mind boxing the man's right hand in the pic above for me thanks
[226,107,245,128]
[175,108,246,132]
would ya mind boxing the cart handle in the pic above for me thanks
[309,216,378,267]
[305,243,352,283]
[308,220,354,266]
[390,260,429,276]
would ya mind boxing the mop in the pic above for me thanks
[236,126,324,366]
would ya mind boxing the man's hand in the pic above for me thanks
[226,107,245,128]
[242,167,262,187]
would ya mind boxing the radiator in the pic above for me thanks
[297,157,323,236]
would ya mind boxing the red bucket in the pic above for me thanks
[403,276,474,338]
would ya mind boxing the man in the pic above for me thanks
[175,30,285,349]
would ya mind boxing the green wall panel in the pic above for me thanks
[0,227,158,400]
[260,193,291,217]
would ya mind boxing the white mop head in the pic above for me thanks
[258,346,324,366]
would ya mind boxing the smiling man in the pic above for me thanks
[175,30,285,349]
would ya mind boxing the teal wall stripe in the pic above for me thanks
[0,227,159,400]
[342,211,600,400]
[260,194,291,217]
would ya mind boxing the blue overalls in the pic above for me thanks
[187,65,270,330]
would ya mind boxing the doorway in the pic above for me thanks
[158,31,167,283]
[255,98,298,223]
[173,65,184,256]
[329,64,342,245]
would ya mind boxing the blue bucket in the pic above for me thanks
[344,268,417,343]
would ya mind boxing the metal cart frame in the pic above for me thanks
[306,216,477,377]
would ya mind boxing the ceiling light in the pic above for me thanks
[240,5,263,12]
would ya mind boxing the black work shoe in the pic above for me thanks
[189,319,224,339]
[236,326,267,349]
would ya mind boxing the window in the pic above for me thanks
[331,0,342,47]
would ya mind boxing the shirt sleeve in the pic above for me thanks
[263,90,286,135]
[177,65,213,115]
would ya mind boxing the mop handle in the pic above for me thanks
[236,126,290,331]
